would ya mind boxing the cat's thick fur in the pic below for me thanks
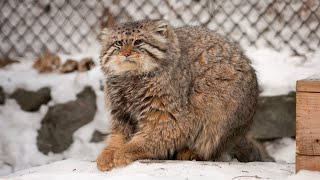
[97,19,268,171]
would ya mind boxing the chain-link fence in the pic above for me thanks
[1,0,320,58]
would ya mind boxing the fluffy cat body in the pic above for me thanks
[97,20,265,171]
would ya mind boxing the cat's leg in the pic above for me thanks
[110,119,188,169]
[187,119,232,160]
[191,122,229,161]
[96,120,133,171]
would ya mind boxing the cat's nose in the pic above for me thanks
[122,45,132,57]
[123,52,131,57]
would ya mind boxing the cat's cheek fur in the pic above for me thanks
[139,56,159,73]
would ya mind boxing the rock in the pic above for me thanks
[60,59,78,73]
[77,58,95,72]
[99,80,104,91]
[0,86,5,105]
[251,92,296,139]
[90,130,108,143]
[0,57,19,68]
[33,52,61,73]
[37,86,96,154]
[11,87,51,111]
[59,58,95,74]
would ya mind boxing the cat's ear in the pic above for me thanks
[98,28,111,43]
[153,20,168,37]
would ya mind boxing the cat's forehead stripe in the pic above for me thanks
[112,24,144,40]
[115,22,145,31]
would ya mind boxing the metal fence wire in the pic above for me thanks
[1,0,320,58]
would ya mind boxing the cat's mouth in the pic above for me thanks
[122,57,136,63]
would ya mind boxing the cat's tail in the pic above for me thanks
[231,135,274,162]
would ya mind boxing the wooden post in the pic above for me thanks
[296,75,320,172]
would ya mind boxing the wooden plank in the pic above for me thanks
[296,92,320,156]
[297,80,320,93]
[296,154,320,172]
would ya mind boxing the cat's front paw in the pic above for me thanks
[96,149,114,171]
[113,149,134,167]
[175,148,200,161]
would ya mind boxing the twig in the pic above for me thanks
[280,169,293,174]
[232,175,262,180]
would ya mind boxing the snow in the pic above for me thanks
[1,159,295,180]
[305,73,320,80]
[286,171,320,180]
[3,159,320,180]
[1,48,320,178]
[264,138,296,164]
[247,47,320,96]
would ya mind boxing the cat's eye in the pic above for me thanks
[156,30,166,36]
[114,41,123,46]
[156,30,164,35]
[134,39,143,46]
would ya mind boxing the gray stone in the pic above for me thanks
[37,86,96,154]
[251,92,296,139]
[11,87,51,111]
[90,130,108,143]
[0,86,5,105]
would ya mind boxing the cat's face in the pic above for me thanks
[99,20,178,75]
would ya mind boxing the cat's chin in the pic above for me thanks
[105,67,164,79]
[105,60,159,76]
[105,65,159,76]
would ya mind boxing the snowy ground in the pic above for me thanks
[0,159,302,180]
[1,47,320,178]
[5,137,314,180]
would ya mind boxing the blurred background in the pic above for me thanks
[1,0,320,58]
[0,0,320,176]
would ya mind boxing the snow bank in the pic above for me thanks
[247,48,320,96]
[0,52,109,175]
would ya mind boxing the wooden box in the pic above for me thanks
[296,75,320,172]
